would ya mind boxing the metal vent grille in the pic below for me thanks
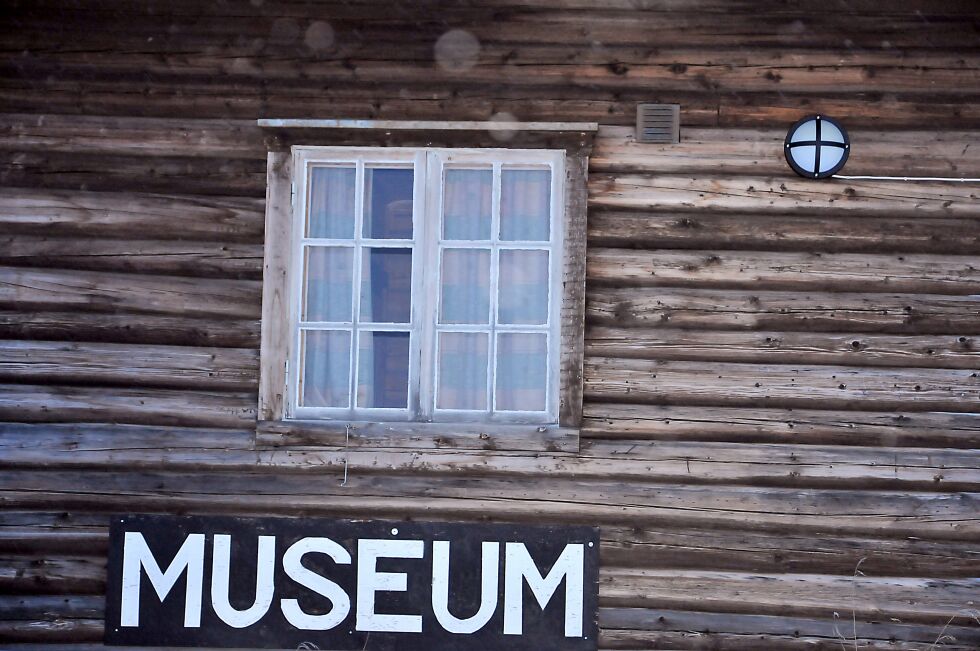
[636,103,680,144]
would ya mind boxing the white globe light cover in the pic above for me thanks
[784,115,850,179]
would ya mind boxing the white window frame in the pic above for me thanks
[286,146,565,425]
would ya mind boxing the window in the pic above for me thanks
[257,120,596,446]
[288,147,564,424]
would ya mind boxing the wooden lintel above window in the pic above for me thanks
[257,118,598,153]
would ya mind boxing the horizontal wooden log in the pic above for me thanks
[0,236,263,279]
[599,568,980,626]
[587,210,980,255]
[3,72,977,130]
[589,174,980,218]
[0,188,264,242]
[6,45,978,98]
[0,311,260,348]
[4,422,978,491]
[2,470,976,540]
[586,287,980,334]
[0,556,104,595]
[588,248,980,295]
[0,595,103,620]
[592,126,980,178]
[0,618,102,643]
[585,356,980,412]
[586,327,980,370]
[1,151,266,197]
[0,113,264,159]
[0,267,261,319]
[581,403,980,448]
[597,524,980,578]
[0,341,257,390]
[599,608,980,650]
[0,384,257,428]
[256,420,578,453]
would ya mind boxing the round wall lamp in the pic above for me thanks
[784,115,849,179]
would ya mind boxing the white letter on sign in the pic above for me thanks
[431,540,499,634]
[355,539,424,633]
[211,535,276,628]
[281,537,352,630]
[120,531,205,628]
[503,543,584,637]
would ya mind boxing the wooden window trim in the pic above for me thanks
[257,120,596,452]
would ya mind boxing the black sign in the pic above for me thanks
[105,514,599,650]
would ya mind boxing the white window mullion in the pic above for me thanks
[350,159,365,410]
[417,150,441,420]
[487,162,502,413]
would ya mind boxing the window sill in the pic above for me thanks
[255,420,579,453]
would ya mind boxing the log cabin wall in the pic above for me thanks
[1,1,979,648]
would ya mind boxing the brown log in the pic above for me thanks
[1,151,266,197]
[3,430,977,492]
[587,210,980,255]
[589,173,980,218]
[0,384,257,428]
[0,113,265,159]
[0,188,264,242]
[0,267,261,319]
[581,403,980,448]
[0,556,104,595]
[2,470,976,540]
[587,247,980,295]
[584,356,980,412]
[598,568,980,626]
[586,327,980,370]
[0,236,262,279]
[591,126,980,178]
[0,340,258,390]
[0,311,260,348]
[586,287,980,334]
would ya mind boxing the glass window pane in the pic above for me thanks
[437,332,488,410]
[440,249,490,324]
[495,333,547,412]
[498,250,549,325]
[304,247,353,322]
[500,169,551,242]
[357,331,410,409]
[308,166,355,238]
[360,248,412,324]
[302,330,351,408]
[443,169,492,240]
[364,168,414,239]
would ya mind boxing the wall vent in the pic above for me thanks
[636,103,680,144]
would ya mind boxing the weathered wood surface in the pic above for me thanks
[0,384,256,428]
[2,151,267,197]
[2,2,979,648]
[0,267,261,319]
[0,341,257,390]
[587,327,980,369]
[588,247,980,294]
[0,188,265,241]
[587,287,980,333]
[0,236,263,278]
[4,433,978,492]
[0,311,259,348]
[585,357,980,412]
[3,470,977,540]
[588,210,980,254]
[589,174,980,217]
[592,126,980,177]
